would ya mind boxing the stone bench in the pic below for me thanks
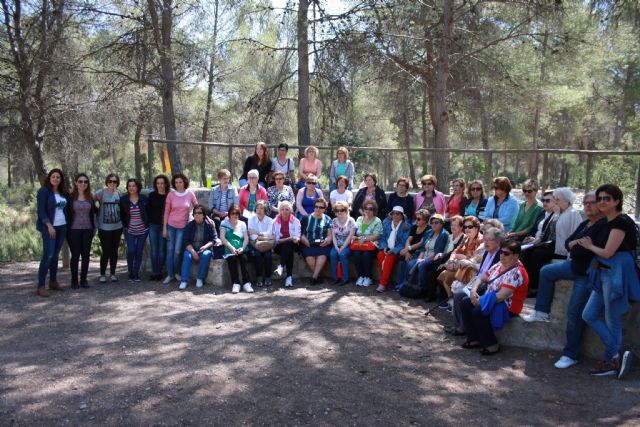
[498,280,640,359]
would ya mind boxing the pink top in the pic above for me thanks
[164,190,197,228]
[299,158,322,178]
[238,184,268,213]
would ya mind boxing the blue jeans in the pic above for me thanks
[582,274,622,363]
[166,225,185,277]
[181,249,213,280]
[535,261,590,360]
[148,223,166,275]
[396,256,418,286]
[125,230,148,277]
[330,246,351,282]
[38,225,67,288]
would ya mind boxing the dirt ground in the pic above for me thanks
[1,261,639,426]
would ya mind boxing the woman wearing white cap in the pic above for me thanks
[376,205,411,292]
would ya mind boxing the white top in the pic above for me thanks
[330,189,353,205]
[555,207,583,256]
[248,215,274,241]
[53,193,67,226]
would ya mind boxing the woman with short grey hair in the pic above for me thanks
[553,187,583,258]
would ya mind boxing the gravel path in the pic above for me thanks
[1,261,639,426]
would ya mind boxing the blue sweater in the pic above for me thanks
[481,194,519,232]
[587,251,640,317]
[379,218,412,255]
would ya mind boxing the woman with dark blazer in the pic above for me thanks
[36,168,69,297]
[351,172,388,220]
[120,178,149,282]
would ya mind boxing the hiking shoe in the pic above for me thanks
[243,282,254,293]
[37,287,49,297]
[179,281,188,290]
[618,351,633,380]
[522,311,551,323]
[99,275,107,283]
[232,283,241,294]
[285,276,293,288]
[589,360,618,377]
[162,275,173,285]
[554,356,578,369]
[196,278,204,288]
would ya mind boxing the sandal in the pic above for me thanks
[480,346,500,356]
[461,341,480,349]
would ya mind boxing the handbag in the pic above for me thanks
[252,239,275,253]
[350,240,377,251]
[454,264,477,283]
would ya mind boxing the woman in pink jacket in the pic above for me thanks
[414,174,446,217]
[238,169,268,221]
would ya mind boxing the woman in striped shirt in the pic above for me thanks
[120,178,149,282]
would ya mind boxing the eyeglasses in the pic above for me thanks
[597,195,613,202]
[430,221,443,225]
[422,182,434,186]
[77,180,88,184]
[275,178,284,181]
[108,180,118,184]
[392,211,403,215]
[230,212,240,216]
[583,201,597,206]
[364,207,375,212]
[523,189,535,194]
[500,250,513,256]
[194,211,204,215]
[314,206,326,210]
[463,225,475,230]
[306,181,316,185]
[416,218,425,222]
[470,187,481,191]
[542,198,552,203]
[334,209,346,213]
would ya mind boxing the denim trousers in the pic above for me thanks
[166,225,185,277]
[148,223,166,275]
[125,230,149,277]
[67,228,94,285]
[38,225,67,288]
[330,246,351,282]
[582,274,623,363]
[396,256,419,286]
[181,249,213,280]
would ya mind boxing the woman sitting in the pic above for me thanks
[465,180,488,218]
[297,145,322,189]
[330,201,357,286]
[179,205,219,290]
[387,177,415,222]
[296,174,323,220]
[329,175,354,213]
[396,209,430,290]
[505,179,543,241]
[239,141,271,187]
[415,174,445,216]
[436,215,484,308]
[459,239,529,355]
[376,206,411,293]
[238,169,268,221]
[248,200,275,287]
[267,171,295,218]
[352,172,388,220]
[353,200,383,287]
[208,168,239,230]
[272,200,301,288]
[329,146,355,190]
[300,197,333,286]
[481,176,519,232]
[446,178,467,220]
[220,205,253,294]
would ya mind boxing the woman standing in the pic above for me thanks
[505,179,543,240]
[387,178,415,222]
[248,200,275,287]
[351,173,388,220]
[120,178,149,282]
[267,171,295,218]
[220,205,253,294]
[353,200,383,288]
[162,173,198,285]
[179,204,219,290]
[300,198,333,286]
[238,169,268,220]
[272,200,302,288]
[578,184,640,378]
[297,145,322,189]
[269,143,295,186]
[414,175,446,216]
[148,175,169,280]
[96,173,123,283]
[376,206,411,292]
[295,174,323,220]
[329,147,354,190]
[464,180,488,217]
[239,141,272,187]
[36,168,69,297]
[330,201,357,285]
[66,173,97,289]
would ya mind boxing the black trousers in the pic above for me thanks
[459,296,498,349]
[521,245,554,291]
[226,253,250,284]
[98,228,122,275]
[353,249,376,278]
[275,241,296,276]
[253,250,273,279]
[68,228,94,285]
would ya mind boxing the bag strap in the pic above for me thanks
[485,263,520,286]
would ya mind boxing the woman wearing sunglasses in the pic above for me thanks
[330,201,357,285]
[300,198,333,285]
[179,204,219,290]
[505,179,543,241]
[96,174,123,283]
[352,199,383,288]
[65,174,97,290]
[464,180,487,218]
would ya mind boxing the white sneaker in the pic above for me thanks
[243,282,254,293]
[175,274,181,281]
[110,275,118,282]
[522,311,550,323]
[274,265,284,278]
[362,277,371,287]
[356,277,363,286]
[162,276,173,285]
[232,283,241,294]
[99,275,107,283]
[196,279,204,288]
[179,281,188,290]
[285,276,293,287]
[618,351,633,380]
[554,356,578,369]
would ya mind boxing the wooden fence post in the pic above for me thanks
[484,152,492,187]
[542,152,549,189]
[585,153,592,192]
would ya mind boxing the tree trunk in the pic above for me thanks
[421,83,429,174]
[297,0,311,157]
[134,114,143,179]
[529,30,549,180]
[147,125,154,187]
[7,147,11,188]
[201,0,219,186]
[402,107,417,188]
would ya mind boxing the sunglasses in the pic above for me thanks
[77,180,88,184]
[334,209,346,213]
[597,195,613,202]
[470,187,481,191]
[230,212,240,216]
[542,198,552,203]
[392,211,403,215]
[364,207,375,212]
[194,211,204,215]
[500,250,513,256]
[463,225,475,230]
[430,221,443,225]
[416,218,425,222]
[108,180,118,184]
[275,178,284,181]
[306,182,316,185]
[523,189,535,194]
[314,206,326,210]
[583,201,597,206]
[422,182,434,186]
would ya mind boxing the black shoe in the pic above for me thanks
[134,275,142,283]
[264,278,272,287]
[333,279,341,285]
[80,282,90,289]
[71,283,80,289]
[310,277,318,286]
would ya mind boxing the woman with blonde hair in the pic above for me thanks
[297,145,322,189]
[415,175,445,216]
[329,147,355,190]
